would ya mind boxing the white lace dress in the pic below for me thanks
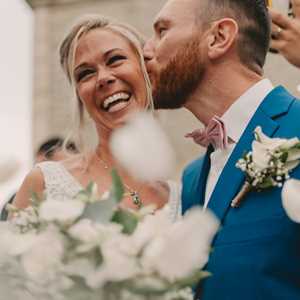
[37,161,182,222]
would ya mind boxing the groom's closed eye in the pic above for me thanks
[154,19,170,38]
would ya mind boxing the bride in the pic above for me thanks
[13,15,181,221]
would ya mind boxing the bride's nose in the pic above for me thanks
[96,70,116,89]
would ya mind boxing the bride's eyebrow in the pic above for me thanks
[103,48,125,59]
[74,63,90,74]
[74,47,127,72]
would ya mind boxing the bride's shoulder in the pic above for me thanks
[59,153,89,174]
[151,180,182,197]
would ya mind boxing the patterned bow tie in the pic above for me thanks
[185,115,228,150]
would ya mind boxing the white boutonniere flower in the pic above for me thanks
[231,126,300,208]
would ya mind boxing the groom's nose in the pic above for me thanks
[143,39,154,63]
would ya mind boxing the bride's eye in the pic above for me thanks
[107,55,126,66]
[76,69,94,82]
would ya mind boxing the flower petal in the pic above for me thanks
[282,179,300,223]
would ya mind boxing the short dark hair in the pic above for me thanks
[36,137,77,159]
[199,0,271,71]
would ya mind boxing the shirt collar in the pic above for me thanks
[221,78,274,144]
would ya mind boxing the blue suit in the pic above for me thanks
[182,86,300,300]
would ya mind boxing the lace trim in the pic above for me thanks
[165,180,182,222]
[36,162,182,221]
[36,161,82,200]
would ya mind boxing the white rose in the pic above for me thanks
[141,208,219,281]
[63,258,95,280]
[255,127,288,150]
[282,179,300,223]
[131,209,173,251]
[87,239,140,288]
[68,219,101,243]
[252,140,270,170]
[21,226,65,282]
[39,198,85,224]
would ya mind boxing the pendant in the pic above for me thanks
[131,191,142,208]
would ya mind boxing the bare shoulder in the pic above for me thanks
[60,153,88,174]
[150,181,170,199]
[13,167,45,209]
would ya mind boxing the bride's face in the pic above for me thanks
[73,28,148,132]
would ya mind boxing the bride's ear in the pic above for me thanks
[206,18,238,60]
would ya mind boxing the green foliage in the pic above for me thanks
[82,198,116,224]
[110,169,125,203]
[111,209,138,234]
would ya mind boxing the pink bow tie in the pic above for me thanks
[185,115,228,150]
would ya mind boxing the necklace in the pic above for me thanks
[94,153,143,209]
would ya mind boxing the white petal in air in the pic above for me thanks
[110,112,175,181]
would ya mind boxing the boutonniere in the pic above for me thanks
[231,126,300,208]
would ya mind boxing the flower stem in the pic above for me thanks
[231,181,252,208]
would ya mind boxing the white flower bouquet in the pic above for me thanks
[0,171,219,300]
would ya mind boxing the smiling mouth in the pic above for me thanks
[100,92,131,113]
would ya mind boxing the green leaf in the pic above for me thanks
[279,151,289,163]
[82,198,116,224]
[110,169,124,204]
[173,270,210,289]
[30,190,43,206]
[259,177,275,189]
[111,209,138,234]
[86,182,94,194]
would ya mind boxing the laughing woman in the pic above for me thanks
[13,15,181,220]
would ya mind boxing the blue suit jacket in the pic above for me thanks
[182,86,300,300]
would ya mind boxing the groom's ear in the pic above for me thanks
[206,18,238,60]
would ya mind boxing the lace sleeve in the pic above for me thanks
[165,180,182,222]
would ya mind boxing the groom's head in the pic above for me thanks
[144,0,271,109]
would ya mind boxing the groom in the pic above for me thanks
[144,0,300,299]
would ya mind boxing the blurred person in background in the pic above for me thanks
[13,15,181,220]
[35,136,78,163]
[0,136,78,220]
[269,0,300,68]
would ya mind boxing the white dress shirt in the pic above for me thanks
[204,79,274,208]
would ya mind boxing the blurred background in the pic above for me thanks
[1,0,300,209]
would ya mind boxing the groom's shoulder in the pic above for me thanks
[278,91,300,133]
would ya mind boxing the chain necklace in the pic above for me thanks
[94,153,143,209]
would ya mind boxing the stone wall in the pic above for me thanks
[26,0,300,177]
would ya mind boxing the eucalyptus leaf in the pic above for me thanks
[111,209,138,234]
[124,278,169,295]
[82,198,116,224]
[260,177,275,189]
[76,190,90,203]
[30,191,43,206]
[86,182,95,196]
[173,270,210,289]
[279,151,289,163]
[110,169,124,204]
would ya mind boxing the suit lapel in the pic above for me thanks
[207,86,293,222]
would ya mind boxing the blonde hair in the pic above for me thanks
[59,14,153,152]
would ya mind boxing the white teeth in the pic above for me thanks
[102,92,130,110]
